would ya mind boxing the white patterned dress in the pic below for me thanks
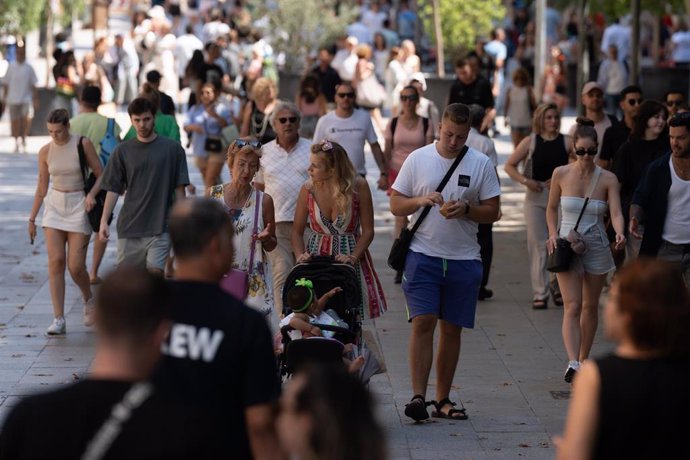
[211,184,274,317]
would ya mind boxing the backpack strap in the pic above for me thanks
[106,118,115,136]
[76,136,88,187]
[390,116,398,147]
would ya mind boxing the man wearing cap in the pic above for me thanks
[146,70,175,116]
[70,86,122,285]
[568,81,618,156]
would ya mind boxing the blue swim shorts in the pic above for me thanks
[402,251,482,328]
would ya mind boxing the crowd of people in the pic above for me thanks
[1,1,690,459]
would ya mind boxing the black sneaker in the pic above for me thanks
[478,287,493,300]
[564,366,577,383]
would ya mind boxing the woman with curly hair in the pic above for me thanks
[292,140,387,320]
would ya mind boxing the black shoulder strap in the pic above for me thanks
[422,117,429,138]
[390,117,398,144]
[408,145,469,237]
[76,136,88,186]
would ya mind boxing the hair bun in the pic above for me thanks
[576,117,595,127]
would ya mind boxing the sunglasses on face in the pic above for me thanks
[278,116,298,124]
[235,139,262,149]
[667,100,684,107]
[574,147,598,156]
[400,94,419,102]
[626,98,642,106]
[337,92,355,99]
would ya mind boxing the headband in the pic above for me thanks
[292,278,314,313]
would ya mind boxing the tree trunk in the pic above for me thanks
[630,0,640,85]
[431,0,445,77]
[534,0,546,99]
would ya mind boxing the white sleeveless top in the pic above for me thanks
[507,86,532,128]
[662,157,690,244]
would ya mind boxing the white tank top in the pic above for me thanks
[507,86,532,128]
[48,135,84,191]
[662,157,690,244]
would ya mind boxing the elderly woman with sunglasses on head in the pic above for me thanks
[207,138,277,318]
[546,118,626,384]
[292,140,387,320]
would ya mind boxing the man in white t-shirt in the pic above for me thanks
[312,82,388,190]
[1,47,38,153]
[255,101,311,317]
[391,103,501,422]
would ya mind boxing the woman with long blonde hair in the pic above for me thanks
[292,140,387,320]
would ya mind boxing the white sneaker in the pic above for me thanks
[84,297,95,327]
[46,317,66,335]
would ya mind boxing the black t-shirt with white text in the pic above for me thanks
[0,380,221,460]
[154,281,280,460]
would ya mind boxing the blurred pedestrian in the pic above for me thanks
[123,83,181,142]
[596,45,628,117]
[53,50,81,117]
[294,74,327,140]
[313,82,388,189]
[1,46,38,153]
[505,103,570,309]
[146,70,175,115]
[665,90,686,118]
[69,86,122,285]
[556,259,690,460]
[0,267,222,459]
[383,85,434,283]
[503,67,536,148]
[277,365,387,460]
[240,77,278,144]
[184,82,232,187]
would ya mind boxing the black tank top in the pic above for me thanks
[250,102,277,144]
[592,354,690,459]
[532,134,569,182]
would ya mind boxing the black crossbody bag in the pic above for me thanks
[77,137,113,232]
[387,146,468,271]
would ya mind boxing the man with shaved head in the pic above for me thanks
[156,198,281,460]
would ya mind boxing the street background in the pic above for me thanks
[0,102,616,459]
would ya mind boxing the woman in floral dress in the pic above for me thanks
[208,140,277,318]
[292,139,387,320]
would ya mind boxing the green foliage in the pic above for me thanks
[554,0,686,18]
[420,0,506,58]
[0,0,45,35]
[248,0,358,72]
[59,0,87,29]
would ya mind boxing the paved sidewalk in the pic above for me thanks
[0,115,615,458]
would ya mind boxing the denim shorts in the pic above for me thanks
[402,251,482,328]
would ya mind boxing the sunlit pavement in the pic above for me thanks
[0,106,619,457]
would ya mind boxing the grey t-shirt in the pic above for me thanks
[101,136,190,238]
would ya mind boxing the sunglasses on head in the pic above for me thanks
[278,116,298,124]
[667,100,684,107]
[337,92,355,98]
[574,147,598,156]
[235,139,262,149]
[626,98,642,106]
[400,94,419,102]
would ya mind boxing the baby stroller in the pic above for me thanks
[278,256,362,379]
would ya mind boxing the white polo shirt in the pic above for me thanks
[392,143,501,261]
[256,137,311,223]
[312,109,378,176]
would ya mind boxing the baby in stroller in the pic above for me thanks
[279,278,364,374]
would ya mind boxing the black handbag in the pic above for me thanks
[546,237,575,272]
[77,137,113,233]
[387,146,468,272]
[546,167,601,273]
[204,136,223,153]
[204,117,224,153]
